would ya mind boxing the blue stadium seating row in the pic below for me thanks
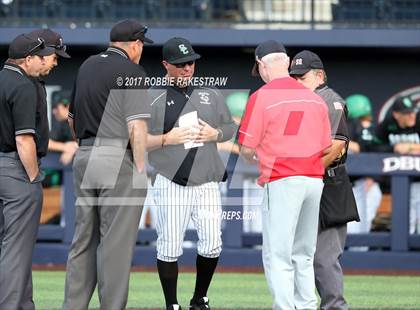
[0,0,419,25]
[332,0,420,24]
[0,0,240,21]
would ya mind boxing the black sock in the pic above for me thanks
[157,259,178,307]
[192,255,219,303]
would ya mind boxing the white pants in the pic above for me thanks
[243,178,264,233]
[410,182,420,234]
[154,174,222,262]
[348,178,382,234]
[262,176,324,310]
[139,179,157,229]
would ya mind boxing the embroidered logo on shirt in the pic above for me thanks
[198,92,210,104]
[167,100,175,106]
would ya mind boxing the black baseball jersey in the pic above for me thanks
[50,118,73,143]
[69,47,151,140]
[0,63,49,157]
[347,119,384,152]
[315,84,349,166]
[375,113,420,152]
[148,84,236,186]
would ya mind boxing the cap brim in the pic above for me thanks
[34,46,55,57]
[251,62,259,77]
[143,36,153,44]
[397,108,416,114]
[289,67,310,75]
[168,53,201,64]
[56,49,71,58]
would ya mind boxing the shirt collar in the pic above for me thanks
[316,83,328,91]
[3,62,27,77]
[106,46,129,59]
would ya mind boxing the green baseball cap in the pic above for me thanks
[52,90,71,107]
[346,94,372,119]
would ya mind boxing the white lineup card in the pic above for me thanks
[178,111,203,149]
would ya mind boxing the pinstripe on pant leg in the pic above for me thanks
[192,182,222,258]
[155,175,195,261]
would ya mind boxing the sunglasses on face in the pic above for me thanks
[25,37,45,57]
[174,61,194,68]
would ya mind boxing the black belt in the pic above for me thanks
[78,137,131,150]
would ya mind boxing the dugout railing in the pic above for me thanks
[34,152,420,270]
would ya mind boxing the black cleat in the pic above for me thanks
[189,296,210,310]
[167,304,182,310]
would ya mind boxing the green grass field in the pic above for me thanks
[33,271,420,309]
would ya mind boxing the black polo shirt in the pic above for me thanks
[69,47,151,140]
[32,77,50,157]
[315,84,349,166]
[0,63,49,157]
[148,84,236,186]
[376,112,420,152]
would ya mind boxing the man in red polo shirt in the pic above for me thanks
[238,40,332,310]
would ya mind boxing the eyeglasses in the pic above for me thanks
[174,61,194,68]
[25,37,45,57]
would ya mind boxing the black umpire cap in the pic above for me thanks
[110,19,153,43]
[289,50,324,76]
[392,96,416,114]
[8,34,55,59]
[28,29,71,58]
[252,40,287,76]
[162,37,201,64]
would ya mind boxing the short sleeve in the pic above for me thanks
[147,88,166,135]
[68,80,76,120]
[238,92,264,148]
[11,83,37,136]
[124,66,152,123]
[328,99,349,142]
[322,106,333,150]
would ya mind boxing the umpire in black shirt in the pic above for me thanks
[63,19,153,310]
[291,51,359,310]
[0,34,55,309]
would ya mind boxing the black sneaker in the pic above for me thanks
[189,297,210,310]
[167,304,182,310]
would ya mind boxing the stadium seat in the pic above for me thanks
[112,0,148,20]
[387,0,420,23]
[61,0,95,19]
[332,0,382,24]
